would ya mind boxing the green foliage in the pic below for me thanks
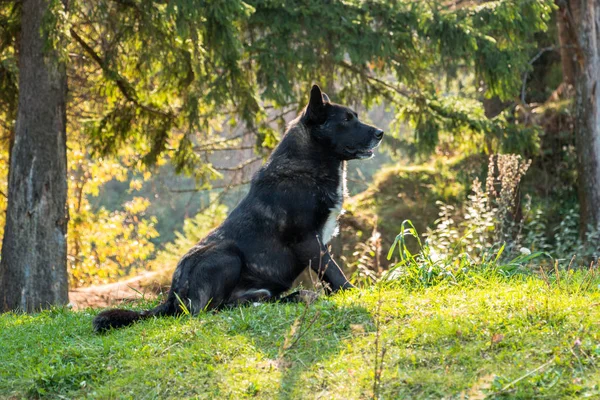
[372,152,599,290]
[2,273,600,398]
[68,0,260,178]
[362,154,544,287]
[524,206,600,262]
[0,0,556,178]
[246,0,554,157]
[383,219,544,288]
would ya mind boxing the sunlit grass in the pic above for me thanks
[2,271,600,399]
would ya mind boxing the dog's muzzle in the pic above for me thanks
[356,129,384,159]
[344,128,384,160]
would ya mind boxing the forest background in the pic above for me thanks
[0,0,597,305]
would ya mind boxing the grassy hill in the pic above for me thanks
[2,272,600,399]
[336,155,484,272]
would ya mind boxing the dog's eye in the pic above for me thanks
[345,113,353,121]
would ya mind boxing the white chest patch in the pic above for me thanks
[320,163,347,244]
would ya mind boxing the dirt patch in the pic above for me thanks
[68,270,171,309]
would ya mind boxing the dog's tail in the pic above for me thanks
[92,297,177,333]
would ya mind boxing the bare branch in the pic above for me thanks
[214,157,262,172]
[339,61,412,98]
[521,46,556,104]
[192,133,246,151]
[169,180,251,193]
[195,146,256,153]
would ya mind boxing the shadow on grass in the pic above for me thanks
[218,295,374,399]
[0,294,373,399]
[276,303,373,399]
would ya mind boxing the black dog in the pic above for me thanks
[93,85,383,332]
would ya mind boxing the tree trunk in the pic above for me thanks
[0,0,69,312]
[570,0,600,235]
[556,1,577,87]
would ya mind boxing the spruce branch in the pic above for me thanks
[69,28,175,120]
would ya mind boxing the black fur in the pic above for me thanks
[92,309,146,332]
[93,85,383,332]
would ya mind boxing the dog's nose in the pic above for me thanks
[374,129,384,140]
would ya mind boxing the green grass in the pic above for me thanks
[2,273,600,399]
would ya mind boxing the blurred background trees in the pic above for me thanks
[3,0,599,310]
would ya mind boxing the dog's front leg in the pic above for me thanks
[294,235,355,293]
[312,248,355,293]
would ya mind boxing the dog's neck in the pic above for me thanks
[270,119,343,174]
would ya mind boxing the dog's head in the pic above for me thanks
[302,85,384,160]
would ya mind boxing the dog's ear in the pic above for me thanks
[310,85,330,104]
[309,84,324,109]
[306,84,328,124]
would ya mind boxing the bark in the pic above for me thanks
[570,0,600,234]
[0,0,69,312]
[556,1,577,86]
